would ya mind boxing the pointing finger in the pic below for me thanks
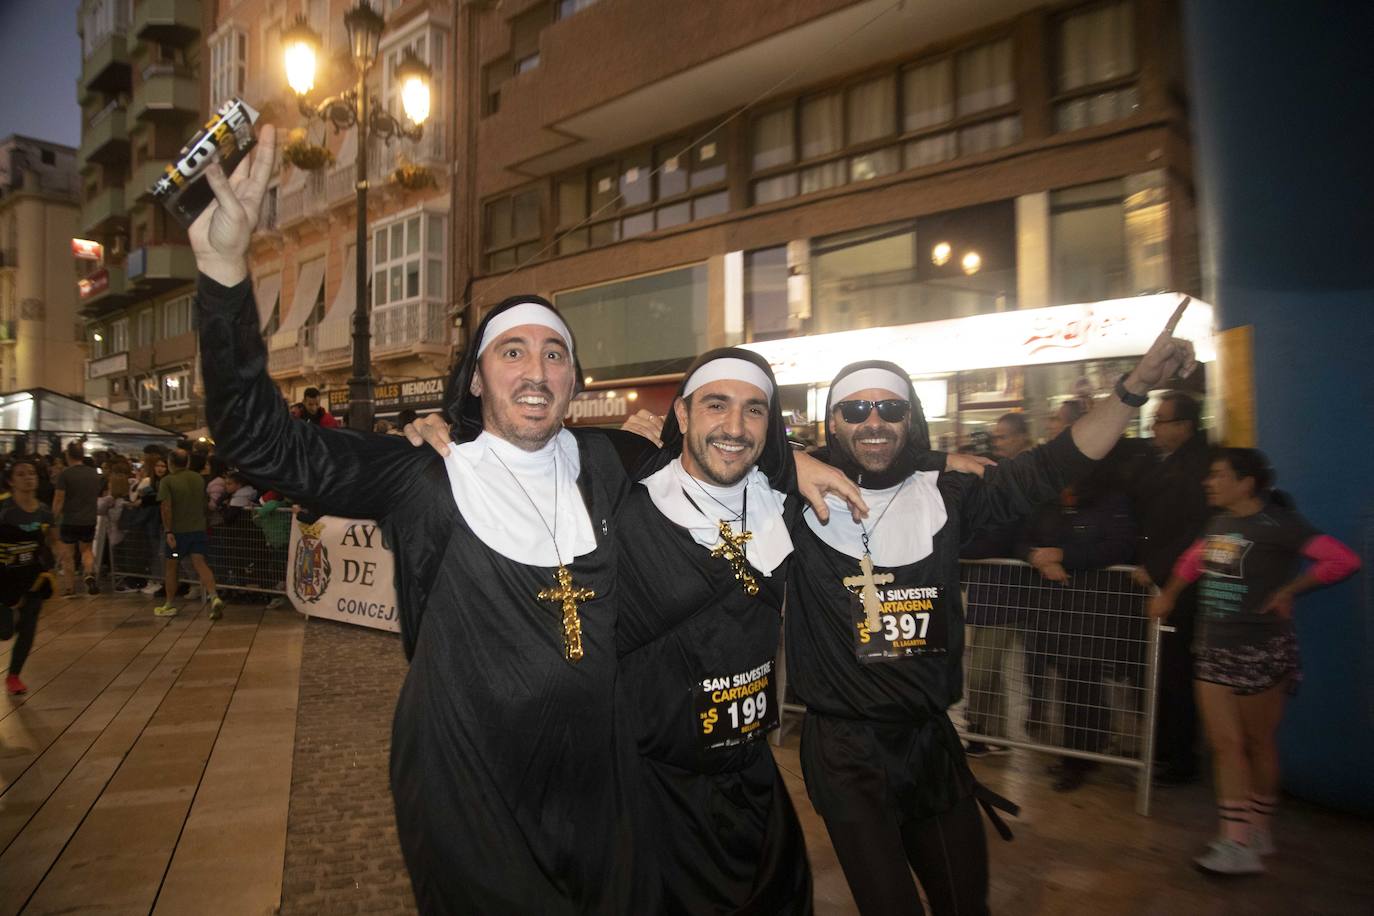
[1164,295,1191,335]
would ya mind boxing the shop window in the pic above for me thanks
[744,246,795,342]
[554,133,729,256]
[749,36,1019,206]
[554,265,709,381]
[809,201,1015,335]
[1051,171,1168,303]
[1054,0,1139,132]
[484,189,542,272]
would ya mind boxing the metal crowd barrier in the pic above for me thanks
[108,507,295,597]
[774,560,1162,816]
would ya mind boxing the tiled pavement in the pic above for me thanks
[4,594,1373,915]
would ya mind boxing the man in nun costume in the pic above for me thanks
[188,125,652,914]
[790,320,1195,915]
[616,348,814,914]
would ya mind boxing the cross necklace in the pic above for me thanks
[489,448,592,663]
[682,477,758,597]
[841,477,907,633]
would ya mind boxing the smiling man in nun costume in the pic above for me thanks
[188,124,657,914]
[790,318,1194,915]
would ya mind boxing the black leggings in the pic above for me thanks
[823,794,988,916]
[2,590,44,676]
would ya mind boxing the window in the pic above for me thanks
[383,28,445,126]
[209,28,247,109]
[372,213,446,308]
[136,375,157,410]
[162,294,192,338]
[553,133,730,256]
[554,265,709,381]
[1051,171,1167,303]
[484,189,542,271]
[749,37,1019,205]
[90,329,106,359]
[80,0,130,57]
[807,201,1016,335]
[109,317,128,353]
[744,247,796,342]
[557,0,601,18]
[162,370,191,409]
[1055,0,1138,132]
[134,309,155,347]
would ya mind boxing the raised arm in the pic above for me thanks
[192,125,425,520]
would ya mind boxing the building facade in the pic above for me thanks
[0,137,84,395]
[463,0,1204,443]
[75,0,207,432]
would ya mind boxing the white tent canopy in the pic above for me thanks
[0,388,179,454]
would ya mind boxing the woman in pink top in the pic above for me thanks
[1150,448,1360,876]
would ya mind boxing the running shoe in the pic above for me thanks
[5,674,26,696]
[1250,830,1276,857]
[208,597,225,621]
[1194,839,1263,876]
[85,575,100,596]
[152,604,179,618]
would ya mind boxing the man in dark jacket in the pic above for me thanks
[1132,390,1210,785]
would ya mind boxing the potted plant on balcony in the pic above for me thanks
[390,160,438,192]
[281,127,334,172]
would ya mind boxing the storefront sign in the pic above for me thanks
[71,238,104,260]
[286,514,400,634]
[323,375,448,415]
[78,269,109,299]
[742,294,1215,386]
[565,381,678,427]
[87,352,128,379]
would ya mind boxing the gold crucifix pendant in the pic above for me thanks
[538,564,595,662]
[710,519,759,596]
[843,552,895,633]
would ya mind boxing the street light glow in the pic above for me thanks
[285,39,318,95]
[931,241,952,266]
[401,74,431,125]
[961,251,982,276]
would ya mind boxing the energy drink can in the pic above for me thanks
[150,98,260,227]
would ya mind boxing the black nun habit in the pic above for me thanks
[786,359,1097,915]
[615,347,813,915]
[196,278,649,915]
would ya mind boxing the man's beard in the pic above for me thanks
[836,426,901,474]
[485,382,564,451]
[686,432,758,486]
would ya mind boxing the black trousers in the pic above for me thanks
[3,590,45,676]
[823,794,988,916]
[1155,587,1198,773]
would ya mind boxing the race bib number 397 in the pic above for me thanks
[695,660,779,752]
[851,586,948,663]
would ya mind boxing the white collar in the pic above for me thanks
[804,470,946,566]
[640,457,793,576]
[442,429,597,566]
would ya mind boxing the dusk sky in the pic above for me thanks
[0,0,83,148]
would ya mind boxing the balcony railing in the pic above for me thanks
[373,301,449,352]
[308,319,353,367]
[368,122,448,183]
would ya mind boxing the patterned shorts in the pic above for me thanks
[1195,629,1302,696]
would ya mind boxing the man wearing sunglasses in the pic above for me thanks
[785,304,1196,915]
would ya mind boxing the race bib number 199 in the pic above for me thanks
[695,660,779,752]
[851,586,948,663]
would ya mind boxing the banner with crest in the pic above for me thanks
[286,513,400,634]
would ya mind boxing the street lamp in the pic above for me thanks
[283,2,431,431]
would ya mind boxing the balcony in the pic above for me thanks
[368,123,449,184]
[80,102,130,167]
[78,266,132,316]
[131,64,199,122]
[129,159,169,200]
[80,32,131,98]
[81,186,126,235]
[132,0,201,45]
[126,244,197,291]
[372,301,449,355]
[307,319,353,369]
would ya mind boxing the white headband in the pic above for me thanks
[830,368,909,405]
[477,303,574,358]
[682,357,774,402]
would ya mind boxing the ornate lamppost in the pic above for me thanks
[283,2,431,431]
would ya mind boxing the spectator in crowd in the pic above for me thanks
[990,411,1032,461]
[36,454,56,505]
[1131,390,1212,786]
[132,454,171,596]
[95,462,132,590]
[298,387,339,427]
[154,449,225,620]
[224,472,259,508]
[1021,465,1137,791]
[373,419,394,434]
[1150,448,1360,874]
[1044,397,1092,442]
[53,441,106,596]
[961,411,1036,757]
[205,456,230,517]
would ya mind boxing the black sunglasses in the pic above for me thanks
[835,399,911,424]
